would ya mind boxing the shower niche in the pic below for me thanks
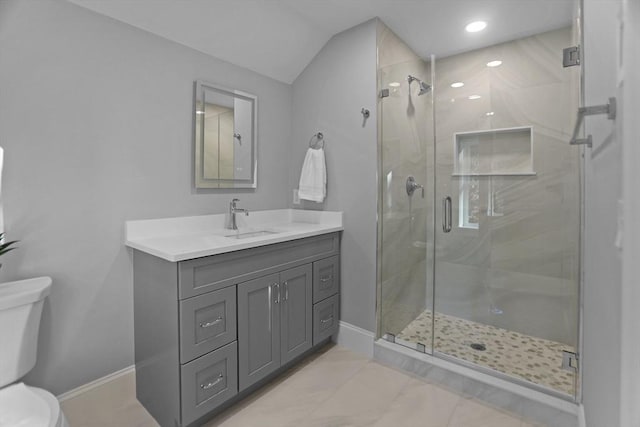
[453,126,535,176]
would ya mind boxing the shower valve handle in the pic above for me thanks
[406,176,424,198]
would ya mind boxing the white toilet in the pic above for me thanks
[0,276,69,427]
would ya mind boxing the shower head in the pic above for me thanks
[418,81,431,95]
[407,75,432,95]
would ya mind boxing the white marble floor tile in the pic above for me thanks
[207,346,368,427]
[61,370,159,427]
[60,344,538,427]
[371,378,461,427]
[521,420,549,427]
[448,397,522,427]
[300,361,411,427]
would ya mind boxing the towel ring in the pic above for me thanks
[308,132,324,149]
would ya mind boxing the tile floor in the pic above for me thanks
[61,344,547,427]
[396,310,576,395]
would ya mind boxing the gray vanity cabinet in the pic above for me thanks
[133,232,340,427]
[238,264,312,391]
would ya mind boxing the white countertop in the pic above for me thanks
[125,209,343,262]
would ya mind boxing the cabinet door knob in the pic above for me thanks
[283,281,289,301]
[273,283,280,304]
[320,275,333,283]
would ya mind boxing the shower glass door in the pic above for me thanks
[432,25,582,398]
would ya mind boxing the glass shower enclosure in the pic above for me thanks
[377,23,582,400]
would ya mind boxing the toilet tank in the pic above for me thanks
[0,277,52,388]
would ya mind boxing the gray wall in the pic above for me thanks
[290,20,378,332]
[581,0,623,425]
[619,1,640,425]
[0,0,292,395]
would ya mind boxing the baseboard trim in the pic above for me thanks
[57,365,135,402]
[578,404,586,427]
[333,320,375,358]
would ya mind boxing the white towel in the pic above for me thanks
[298,147,326,202]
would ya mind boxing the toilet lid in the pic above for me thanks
[0,382,51,427]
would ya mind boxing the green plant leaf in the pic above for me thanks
[0,233,18,257]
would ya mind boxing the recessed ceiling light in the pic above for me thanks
[196,110,205,115]
[465,21,487,33]
[450,82,465,88]
[486,111,495,116]
[487,60,502,67]
[468,95,481,100]
[388,82,401,87]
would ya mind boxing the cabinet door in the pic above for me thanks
[280,264,313,365]
[238,273,281,391]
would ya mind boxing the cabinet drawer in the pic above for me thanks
[313,294,339,345]
[313,255,340,303]
[181,342,238,426]
[180,286,237,363]
[178,233,340,299]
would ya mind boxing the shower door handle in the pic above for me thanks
[442,196,452,233]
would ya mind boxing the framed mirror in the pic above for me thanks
[194,80,257,188]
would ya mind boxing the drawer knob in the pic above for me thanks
[320,275,333,283]
[199,316,223,328]
[320,315,334,324]
[200,373,224,390]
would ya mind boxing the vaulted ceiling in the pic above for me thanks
[68,0,574,84]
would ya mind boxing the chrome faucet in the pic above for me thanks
[227,198,249,230]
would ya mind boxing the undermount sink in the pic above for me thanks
[224,230,280,240]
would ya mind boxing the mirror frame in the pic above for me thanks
[194,80,258,189]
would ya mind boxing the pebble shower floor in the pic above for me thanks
[396,310,576,395]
